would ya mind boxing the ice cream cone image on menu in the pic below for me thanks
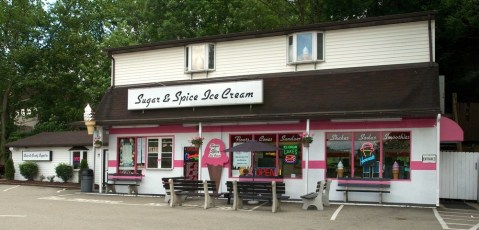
[337,161,344,178]
[392,161,399,179]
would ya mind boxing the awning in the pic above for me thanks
[440,116,464,142]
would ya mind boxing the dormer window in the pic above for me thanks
[185,43,215,72]
[287,32,324,64]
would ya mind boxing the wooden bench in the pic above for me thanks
[161,177,187,203]
[300,179,332,210]
[232,181,289,213]
[168,179,222,209]
[336,178,391,204]
[105,173,142,195]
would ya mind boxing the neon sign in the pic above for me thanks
[256,167,275,177]
[359,142,376,166]
[283,145,299,164]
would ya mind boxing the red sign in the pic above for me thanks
[256,167,275,177]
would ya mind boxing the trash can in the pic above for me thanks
[81,169,94,192]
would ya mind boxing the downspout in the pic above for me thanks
[436,114,441,207]
[110,53,115,86]
[428,13,434,66]
[305,119,310,194]
[198,122,203,180]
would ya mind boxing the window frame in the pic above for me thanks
[71,150,88,170]
[287,32,325,64]
[229,133,303,179]
[185,43,215,73]
[146,137,173,170]
[325,131,411,180]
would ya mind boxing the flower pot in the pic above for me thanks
[303,142,310,147]
[194,144,201,149]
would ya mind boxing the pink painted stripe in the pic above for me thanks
[108,160,117,167]
[203,123,305,132]
[109,175,143,180]
[311,118,435,130]
[308,160,326,169]
[337,180,391,185]
[173,160,183,168]
[410,161,436,170]
[238,178,285,182]
[109,125,197,134]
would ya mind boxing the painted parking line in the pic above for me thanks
[0,215,26,218]
[433,208,449,229]
[3,185,20,192]
[435,207,479,230]
[330,204,344,221]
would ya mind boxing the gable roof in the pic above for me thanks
[95,63,440,126]
[6,131,108,148]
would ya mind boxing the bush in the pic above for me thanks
[55,163,73,182]
[47,175,55,182]
[5,158,15,180]
[19,161,38,181]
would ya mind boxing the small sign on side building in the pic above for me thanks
[22,151,52,161]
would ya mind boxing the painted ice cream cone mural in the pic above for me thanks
[392,161,400,179]
[337,160,344,178]
[202,138,229,192]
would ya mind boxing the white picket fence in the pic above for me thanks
[440,151,479,200]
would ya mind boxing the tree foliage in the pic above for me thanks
[1,0,477,161]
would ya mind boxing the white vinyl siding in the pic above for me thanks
[322,21,431,69]
[113,21,432,86]
[115,48,186,86]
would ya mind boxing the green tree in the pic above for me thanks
[0,0,48,161]
[5,158,15,180]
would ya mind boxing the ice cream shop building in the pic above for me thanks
[92,11,463,206]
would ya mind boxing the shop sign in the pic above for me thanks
[184,147,199,162]
[422,154,436,163]
[128,80,263,110]
[359,142,376,166]
[256,167,275,176]
[283,145,299,164]
[22,151,52,161]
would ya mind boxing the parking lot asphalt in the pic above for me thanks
[0,184,476,230]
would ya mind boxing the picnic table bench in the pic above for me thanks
[168,179,222,209]
[336,178,391,204]
[161,177,187,203]
[231,181,289,213]
[300,179,332,210]
[105,173,143,195]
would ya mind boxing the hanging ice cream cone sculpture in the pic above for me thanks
[392,161,399,179]
[337,161,344,178]
[84,104,96,135]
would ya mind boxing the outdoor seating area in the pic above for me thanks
[105,173,143,195]
[336,178,391,204]
[231,180,289,213]
[300,179,332,210]
[167,178,222,209]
